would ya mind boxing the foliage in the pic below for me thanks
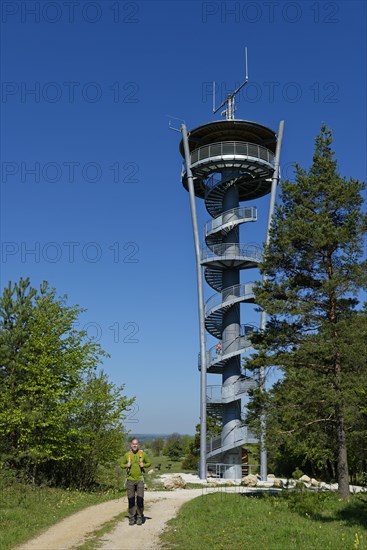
[163,433,193,461]
[182,424,199,470]
[245,126,366,497]
[207,415,222,437]
[0,277,134,487]
[182,417,221,470]
[150,437,165,456]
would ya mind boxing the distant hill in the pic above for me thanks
[127,433,193,444]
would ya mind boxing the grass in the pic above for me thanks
[0,482,124,550]
[160,490,367,549]
[0,455,191,550]
[148,454,194,474]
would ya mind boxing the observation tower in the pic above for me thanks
[178,63,283,479]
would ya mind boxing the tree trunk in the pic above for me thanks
[335,401,350,497]
[327,254,350,499]
[333,346,350,498]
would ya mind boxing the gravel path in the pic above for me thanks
[15,488,205,550]
[99,489,205,550]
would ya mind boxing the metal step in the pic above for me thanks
[204,268,223,293]
[205,283,256,338]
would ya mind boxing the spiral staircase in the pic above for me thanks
[180,120,277,478]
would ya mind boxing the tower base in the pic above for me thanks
[222,448,242,479]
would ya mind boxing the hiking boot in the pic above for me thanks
[136,516,143,525]
[129,518,135,526]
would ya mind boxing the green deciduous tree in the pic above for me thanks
[182,417,221,470]
[182,425,200,470]
[150,437,165,456]
[0,277,134,487]
[246,126,366,497]
[163,433,184,461]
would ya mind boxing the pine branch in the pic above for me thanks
[278,414,334,434]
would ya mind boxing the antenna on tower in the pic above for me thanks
[168,115,186,133]
[212,47,249,120]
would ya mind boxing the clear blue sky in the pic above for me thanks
[1,1,366,434]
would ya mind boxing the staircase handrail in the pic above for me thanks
[198,324,257,367]
[205,282,256,313]
[201,242,262,262]
[204,206,257,236]
[206,423,258,453]
[207,377,257,401]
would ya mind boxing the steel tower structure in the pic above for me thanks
[179,93,283,478]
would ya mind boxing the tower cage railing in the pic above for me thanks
[205,282,256,313]
[190,141,275,166]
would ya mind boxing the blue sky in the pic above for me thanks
[1,0,366,434]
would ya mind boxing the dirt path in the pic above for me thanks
[99,489,205,550]
[15,489,205,550]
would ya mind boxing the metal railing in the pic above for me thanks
[207,377,257,402]
[207,424,258,453]
[207,462,256,478]
[199,324,257,367]
[205,206,257,236]
[205,282,256,314]
[222,377,257,399]
[190,141,275,167]
[207,385,222,402]
[204,172,225,192]
[201,243,262,262]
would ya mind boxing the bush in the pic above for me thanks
[292,468,304,480]
[182,454,199,470]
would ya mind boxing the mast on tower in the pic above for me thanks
[213,47,249,120]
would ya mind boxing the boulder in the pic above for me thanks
[267,474,275,479]
[272,478,284,488]
[241,474,258,487]
[207,481,221,487]
[299,474,311,483]
[310,478,319,487]
[225,479,236,485]
[163,474,187,490]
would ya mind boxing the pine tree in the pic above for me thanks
[246,309,367,483]
[249,125,366,497]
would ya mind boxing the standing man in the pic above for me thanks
[121,438,151,525]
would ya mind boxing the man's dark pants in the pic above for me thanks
[126,480,144,519]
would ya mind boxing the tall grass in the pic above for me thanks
[160,490,367,549]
